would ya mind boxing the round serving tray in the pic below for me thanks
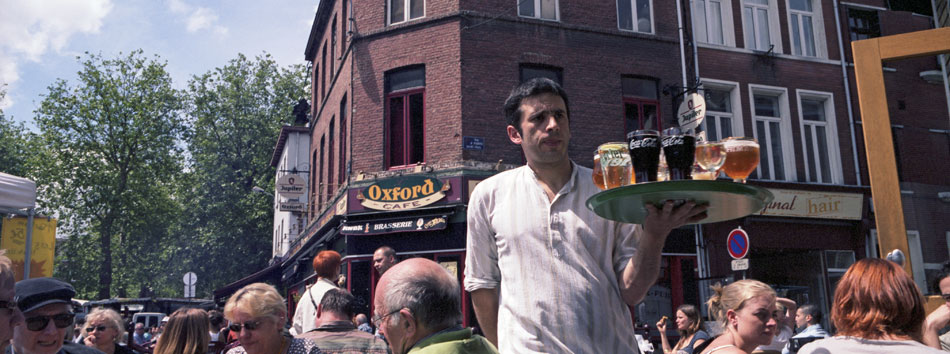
[586,180,774,225]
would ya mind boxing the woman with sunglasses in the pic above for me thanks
[153,308,210,354]
[224,283,321,354]
[82,308,133,354]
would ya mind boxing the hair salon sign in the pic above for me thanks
[357,176,450,211]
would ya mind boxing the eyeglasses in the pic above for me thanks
[86,325,111,333]
[372,308,403,327]
[25,313,75,331]
[228,320,262,332]
[942,293,950,302]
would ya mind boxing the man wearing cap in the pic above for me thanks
[9,277,102,354]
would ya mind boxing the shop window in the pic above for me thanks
[797,91,841,184]
[749,85,794,181]
[741,0,781,52]
[617,0,653,33]
[848,8,880,41]
[520,0,559,21]
[389,0,424,25]
[385,66,425,169]
[520,64,562,85]
[691,0,735,46]
[622,77,660,136]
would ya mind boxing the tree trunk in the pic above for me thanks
[97,216,114,299]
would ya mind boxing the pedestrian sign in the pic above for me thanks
[727,227,750,260]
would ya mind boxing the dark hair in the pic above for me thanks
[376,246,396,258]
[503,77,570,133]
[208,309,225,327]
[832,258,925,340]
[933,261,950,294]
[798,304,822,324]
[320,289,357,318]
[313,250,342,278]
[676,304,702,337]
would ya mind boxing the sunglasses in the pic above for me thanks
[228,320,262,332]
[942,293,950,302]
[86,325,111,333]
[25,313,74,331]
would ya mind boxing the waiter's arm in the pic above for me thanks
[470,288,500,347]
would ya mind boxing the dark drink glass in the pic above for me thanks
[662,127,696,180]
[627,129,661,183]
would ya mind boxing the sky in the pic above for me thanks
[0,0,319,128]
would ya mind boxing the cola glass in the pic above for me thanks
[627,129,661,183]
[661,127,696,180]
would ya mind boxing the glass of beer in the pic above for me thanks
[627,129,661,183]
[597,142,631,189]
[721,137,760,183]
[592,151,607,190]
[661,127,696,180]
[695,141,726,178]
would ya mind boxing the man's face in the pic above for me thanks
[374,284,411,354]
[794,308,807,328]
[940,277,950,305]
[14,303,69,354]
[0,276,23,350]
[508,93,570,168]
[373,250,395,275]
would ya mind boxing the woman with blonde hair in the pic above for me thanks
[153,308,210,354]
[83,308,134,354]
[224,283,320,354]
[798,258,944,353]
[657,304,709,353]
[699,280,777,354]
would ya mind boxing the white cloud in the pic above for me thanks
[0,0,112,88]
[167,0,229,36]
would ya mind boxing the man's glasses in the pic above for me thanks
[372,308,403,327]
[86,325,110,333]
[941,293,950,302]
[228,320,261,332]
[25,313,74,331]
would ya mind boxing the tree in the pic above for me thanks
[0,88,36,177]
[33,50,185,299]
[172,53,308,296]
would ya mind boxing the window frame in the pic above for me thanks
[385,87,426,169]
[740,0,783,53]
[617,0,655,34]
[795,89,842,184]
[846,7,881,42]
[699,79,744,142]
[690,0,736,46]
[519,0,560,22]
[387,0,426,25]
[748,84,795,181]
[785,0,827,58]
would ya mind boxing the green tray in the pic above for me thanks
[586,180,774,224]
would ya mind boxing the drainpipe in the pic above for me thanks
[932,0,950,129]
[833,0,863,186]
[677,0,689,88]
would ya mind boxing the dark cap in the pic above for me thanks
[15,277,76,313]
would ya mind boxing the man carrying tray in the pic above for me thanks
[464,78,708,353]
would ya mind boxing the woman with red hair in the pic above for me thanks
[798,258,943,353]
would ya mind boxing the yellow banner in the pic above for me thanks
[1,217,58,281]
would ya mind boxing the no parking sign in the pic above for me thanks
[727,227,750,271]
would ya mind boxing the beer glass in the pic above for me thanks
[695,141,726,178]
[661,127,696,180]
[627,129,661,183]
[592,151,607,190]
[597,142,631,189]
[721,137,760,183]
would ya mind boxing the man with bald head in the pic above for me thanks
[373,258,496,354]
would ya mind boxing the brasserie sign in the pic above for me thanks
[357,176,450,210]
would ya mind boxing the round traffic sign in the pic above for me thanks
[183,272,197,286]
[727,228,750,259]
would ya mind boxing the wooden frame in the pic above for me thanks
[852,27,950,311]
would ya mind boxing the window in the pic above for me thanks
[385,66,425,168]
[328,119,335,191]
[691,0,735,45]
[848,8,880,41]
[622,77,661,136]
[741,0,776,51]
[749,85,794,181]
[702,87,734,141]
[331,17,337,76]
[389,0,424,25]
[520,0,559,21]
[319,134,325,208]
[797,91,841,184]
[311,150,318,215]
[788,0,816,56]
[617,0,653,33]
[313,64,320,107]
[520,64,562,85]
[321,44,327,99]
[339,94,347,184]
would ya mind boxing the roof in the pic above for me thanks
[304,0,335,61]
[0,172,36,209]
[270,125,311,167]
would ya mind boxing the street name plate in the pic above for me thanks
[731,259,749,271]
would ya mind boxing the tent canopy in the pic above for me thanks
[0,172,36,210]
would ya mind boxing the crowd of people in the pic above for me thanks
[0,78,948,354]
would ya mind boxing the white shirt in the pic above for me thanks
[464,163,641,353]
[291,277,338,335]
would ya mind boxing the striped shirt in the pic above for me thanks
[464,163,641,354]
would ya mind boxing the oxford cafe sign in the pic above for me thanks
[357,175,450,211]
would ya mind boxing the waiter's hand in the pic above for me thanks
[643,200,708,237]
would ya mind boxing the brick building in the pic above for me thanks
[234,0,949,338]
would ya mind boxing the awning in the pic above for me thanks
[212,261,282,303]
[0,172,36,210]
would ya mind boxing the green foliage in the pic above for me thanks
[0,88,37,177]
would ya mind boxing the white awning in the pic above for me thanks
[0,172,37,209]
